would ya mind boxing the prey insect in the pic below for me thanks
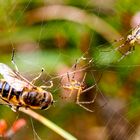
[62,61,97,112]
[0,52,53,111]
[115,24,140,61]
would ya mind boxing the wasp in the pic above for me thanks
[115,24,140,61]
[0,62,54,112]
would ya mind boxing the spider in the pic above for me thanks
[115,24,140,61]
[62,62,97,112]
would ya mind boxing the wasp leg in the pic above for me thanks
[31,68,44,84]
[76,88,93,112]
[0,97,16,110]
[10,105,20,112]
[11,48,19,72]
[40,81,53,89]
[12,103,23,112]
[25,106,30,110]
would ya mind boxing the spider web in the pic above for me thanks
[1,0,140,140]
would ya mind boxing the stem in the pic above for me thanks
[19,108,77,140]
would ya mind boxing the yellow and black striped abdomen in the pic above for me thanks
[0,81,20,104]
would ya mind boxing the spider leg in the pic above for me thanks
[77,102,93,112]
[117,45,135,62]
[82,72,87,83]
[72,60,78,80]
[31,68,44,84]
[78,88,97,104]
[78,72,96,104]
[81,84,96,94]
[11,48,19,72]
[67,72,70,82]
[77,72,93,104]
[114,43,125,51]
[114,37,124,43]
[76,88,93,112]
[68,88,74,97]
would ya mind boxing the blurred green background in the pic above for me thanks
[0,0,140,140]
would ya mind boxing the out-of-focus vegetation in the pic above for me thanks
[0,0,140,140]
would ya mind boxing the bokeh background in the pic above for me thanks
[0,0,140,140]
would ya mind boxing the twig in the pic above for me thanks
[19,107,77,140]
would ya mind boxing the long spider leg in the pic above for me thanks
[82,72,87,83]
[81,84,96,94]
[114,43,125,51]
[67,72,70,82]
[77,71,101,105]
[72,59,78,80]
[78,77,98,105]
[77,102,93,112]
[76,88,82,103]
[79,89,97,104]
[114,37,124,43]
[76,88,93,112]
[68,88,74,97]
[117,50,133,62]
[117,46,134,62]
[78,100,95,104]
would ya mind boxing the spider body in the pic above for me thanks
[62,61,97,112]
[63,79,86,91]
[116,24,140,61]
[127,25,140,45]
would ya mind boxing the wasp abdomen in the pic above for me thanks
[0,81,16,101]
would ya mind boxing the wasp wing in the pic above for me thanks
[0,63,34,91]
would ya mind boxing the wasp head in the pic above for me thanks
[21,89,53,110]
